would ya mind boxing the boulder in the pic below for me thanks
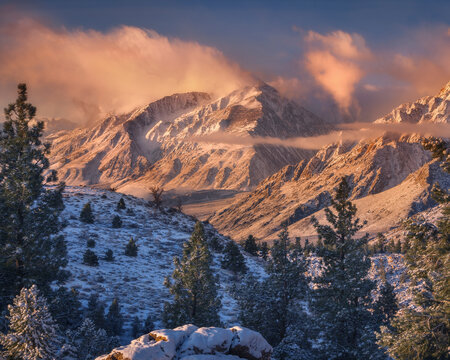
[96,324,272,360]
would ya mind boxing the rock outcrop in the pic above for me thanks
[96,325,272,360]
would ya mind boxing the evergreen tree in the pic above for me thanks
[112,215,122,228]
[310,177,377,359]
[235,225,309,348]
[375,233,386,253]
[142,313,154,334]
[86,294,106,330]
[62,318,119,360]
[104,249,114,262]
[221,241,247,274]
[83,249,99,266]
[86,238,96,248]
[259,241,269,260]
[0,84,67,311]
[243,235,259,256]
[80,202,94,223]
[125,237,138,257]
[163,221,221,328]
[374,280,398,329]
[49,287,83,331]
[116,198,126,210]
[131,316,142,338]
[105,298,123,336]
[0,285,60,360]
[377,138,449,360]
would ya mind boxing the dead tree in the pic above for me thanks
[149,186,164,209]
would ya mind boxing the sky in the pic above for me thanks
[0,0,449,125]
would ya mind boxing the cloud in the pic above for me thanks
[303,30,371,112]
[0,15,252,124]
[190,122,450,150]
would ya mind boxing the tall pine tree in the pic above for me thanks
[163,221,221,327]
[235,225,309,352]
[377,138,449,360]
[0,285,60,360]
[0,84,67,312]
[310,177,378,360]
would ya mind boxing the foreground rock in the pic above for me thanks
[96,325,272,360]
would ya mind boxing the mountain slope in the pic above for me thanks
[49,84,328,193]
[59,186,266,339]
[210,83,450,241]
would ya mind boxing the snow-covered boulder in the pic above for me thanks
[96,325,272,360]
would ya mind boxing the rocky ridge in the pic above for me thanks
[49,84,328,193]
[209,83,450,241]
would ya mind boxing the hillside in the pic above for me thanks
[48,84,328,194]
[210,83,450,241]
[59,186,266,340]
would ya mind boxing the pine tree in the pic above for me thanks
[104,249,114,262]
[0,84,67,311]
[62,318,119,360]
[86,294,106,330]
[243,235,259,256]
[80,202,95,223]
[86,238,96,248]
[83,249,99,266]
[375,233,386,253]
[374,280,398,329]
[163,221,221,328]
[142,313,154,334]
[259,241,269,260]
[235,225,309,348]
[310,177,377,359]
[0,285,60,360]
[125,237,138,257]
[131,316,142,338]
[49,287,83,331]
[117,198,126,210]
[105,298,123,336]
[112,215,122,228]
[221,241,247,274]
[377,138,449,360]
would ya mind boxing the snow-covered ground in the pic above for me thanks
[60,186,266,340]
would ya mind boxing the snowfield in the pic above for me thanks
[59,186,266,341]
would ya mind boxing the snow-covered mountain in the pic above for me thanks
[59,186,266,339]
[209,82,450,241]
[48,84,328,193]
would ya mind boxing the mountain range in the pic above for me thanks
[48,82,450,242]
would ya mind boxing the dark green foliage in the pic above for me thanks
[83,249,99,266]
[86,294,106,330]
[221,241,247,274]
[80,202,95,223]
[63,318,119,360]
[105,298,123,336]
[143,313,154,333]
[259,241,269,260]
[243,235,259,256]
[0,84,67,311]
[377,139,449,360]
[125,237,138,257]
[112,215,122,228]
[131,316,142,338]
[117,198,126,210]
[375,233,387,253]
[163,221,221,328]
[86,238,96,248]
[235,225,308,348]
[208,236,223,252]
[374,280,398,329]
[49,287,82,331]
[105,249,114,262]
[310,177,378,359]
